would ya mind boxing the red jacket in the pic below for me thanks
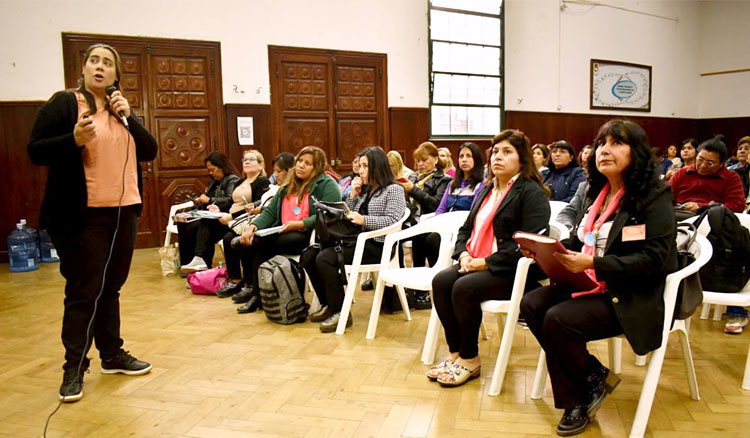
[668,164,746,212]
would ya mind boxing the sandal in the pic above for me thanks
[426,359,454,381]
[437,363,481,387]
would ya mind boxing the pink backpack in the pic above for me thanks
[187,267,228,295]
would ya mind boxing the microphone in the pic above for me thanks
[105,85,129,128]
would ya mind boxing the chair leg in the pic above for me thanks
[699,303,711,320]
[713,304,724,321]
[421,307,441,365]
[608,337,622,374]
[531,350,547,400]
[635,354,648,367]
[480,320,489,340]
[629,344,668,438]
[336,269,358,335]
[743,342,750,391]
[488,312,518,397]
[674,321,700,400]
[394,285,412,322]
[365,277,387,340]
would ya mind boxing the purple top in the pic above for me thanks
[435,179,485,214]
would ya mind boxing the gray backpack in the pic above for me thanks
[258,255,308,324]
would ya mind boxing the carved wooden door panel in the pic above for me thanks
[271,52,335,161]
[333,55,387,173]
[63,34,224,248]
[149,47,221,239]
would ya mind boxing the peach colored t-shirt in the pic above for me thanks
[76,92,141,207]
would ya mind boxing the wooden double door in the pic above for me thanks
[62,33,225,248]
[269,46,388,173]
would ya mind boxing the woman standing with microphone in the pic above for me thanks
[28,44,157,402]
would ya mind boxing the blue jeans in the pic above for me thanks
[726,306,748,317]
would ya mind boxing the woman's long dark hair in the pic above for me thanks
[491,129,550,196]
[451,142,484,190]
[204,151,239,177]
[362,146,395,192]
[586,119,659,212]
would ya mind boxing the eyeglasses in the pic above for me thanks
[242,157,258,163]
[696,156,717,167]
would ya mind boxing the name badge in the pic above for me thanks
[622,224,646,242]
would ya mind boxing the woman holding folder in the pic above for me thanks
[519,120,677,436]
[230,146,341,313]
[428,129,550,387]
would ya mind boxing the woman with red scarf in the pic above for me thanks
[428,130,550,387]
[520,120,677,437]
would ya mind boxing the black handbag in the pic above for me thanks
[673,222,703,320]
[311,196,362,246]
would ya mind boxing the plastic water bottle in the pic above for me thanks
[7,223,39,272]
[19,219,41,263]
[39,229,60,262]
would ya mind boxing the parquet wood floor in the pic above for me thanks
[1,248,749,437]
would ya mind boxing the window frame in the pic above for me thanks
[428,1,505,139]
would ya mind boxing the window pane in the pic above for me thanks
[432,42,499,75]
[431,0,502,16]
[433,73,499,105]
[431,10,500,46]
[431,105,500,136]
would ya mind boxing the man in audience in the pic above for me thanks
[669,135,748,334]
[668,136,745,215]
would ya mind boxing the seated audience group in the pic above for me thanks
[174,122,748,436]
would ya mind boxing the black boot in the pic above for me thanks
[557,406,589,436]
[586,365,621,416]
[237,291,261,313]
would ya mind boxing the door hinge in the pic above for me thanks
[378,68,382,79]
[146,44,151,54]
[275,64,280,78]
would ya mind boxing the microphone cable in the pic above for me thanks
[43,114,132,438]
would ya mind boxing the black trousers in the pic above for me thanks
[306,240,384,312]
[520,285,624,408]
[235,231,310,289]
[410,233,440,268]
[222,231,242,280]
[176,218,228,267]
[431,265,518,358]
[51,206,138,371]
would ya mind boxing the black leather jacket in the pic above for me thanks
[205,174,241,212]
[408,169,453,215]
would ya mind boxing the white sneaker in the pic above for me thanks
[724,316,748,334]
[180,256,208,273]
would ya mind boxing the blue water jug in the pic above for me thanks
[7,223,39,272]
[19,219,41,263]
[39,229,60,262]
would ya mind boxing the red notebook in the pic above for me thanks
[513,231,598,291]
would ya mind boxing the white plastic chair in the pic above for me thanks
[549,201,569,221]
[164,200,195,247]
[478,221,569,396]
[366,211,470,340]
[530,233,712,438]
[336,209,411,334]
[695,212,750,390]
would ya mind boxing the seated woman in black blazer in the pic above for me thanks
[429,129,550,387]
[519,120,677,436]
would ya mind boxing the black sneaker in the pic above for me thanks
[217,281,243,298]
[59,367,87,402]
[231,286,255,303]
[101,350,152,376]
[413,290,432,310]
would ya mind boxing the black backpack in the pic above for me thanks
[257,256,308,324]
[694,205,750,292]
